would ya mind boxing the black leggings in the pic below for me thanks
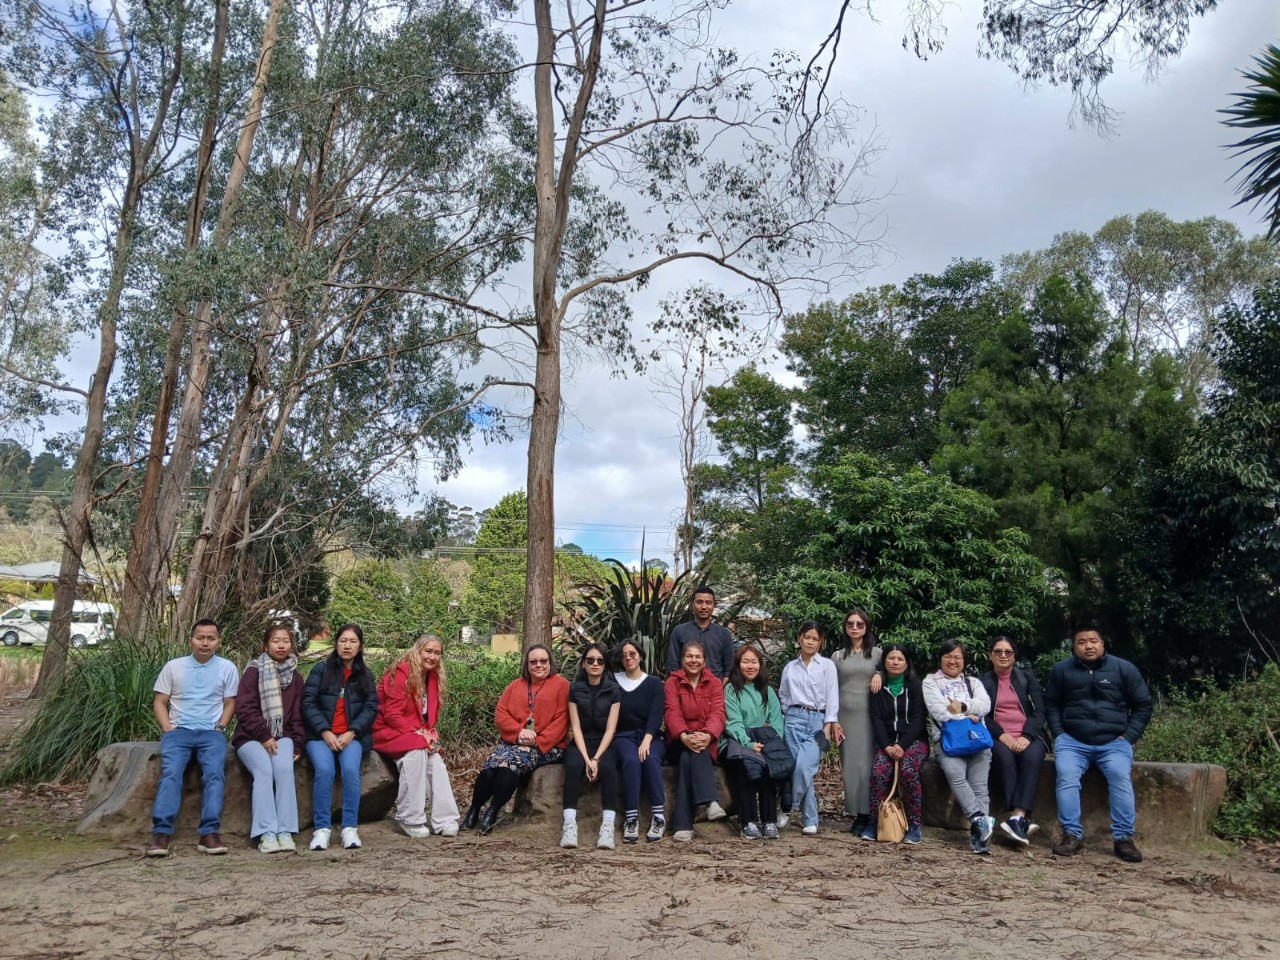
[563,739,618,809]
[725,758,777,825]
[470,767,521,815]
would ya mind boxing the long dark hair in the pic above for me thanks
[839,608,878,659]
[727,644,771,696]
[573,642,611,683]
[321,623,374,697]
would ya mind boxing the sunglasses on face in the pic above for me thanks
[992,649,1015,657]
[528,658,550,665]
[846,621,865,628]
[583,656,605,665]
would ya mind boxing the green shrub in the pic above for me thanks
[1136,663,1280,839]
[0,638,179,785]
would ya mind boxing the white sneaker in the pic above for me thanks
[258,833,281,854]
[341,827,361,849]
[597,822,615,850]
[777,810,793,829]
[706,801,728,821]
[275,832,296,852]
[673,829,694,843]
[309,828,331,851]
[802,824,818,835]
[438,823,459,838]
[397,820,431,839]
[560,820,579,849]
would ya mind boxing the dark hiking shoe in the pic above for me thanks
[197,833,228,855]
[1114,838,1144,863]
[145,833,171,857]
[1052,833,1085,856]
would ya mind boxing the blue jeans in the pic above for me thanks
[152,727,227,836]
[307,739,364,830]
[1054,732,1136,840]
[785,707,825,827]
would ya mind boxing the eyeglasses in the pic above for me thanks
[528,658,550,665]
[621,650,639,658]
[583,657,605,665]
[991,649,1015,657]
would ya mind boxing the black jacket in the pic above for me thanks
[1044,653,1153,746]
[979,665,1048,746]
[869,677,927,750]
[302,661,379,751]
[570,675,621,741]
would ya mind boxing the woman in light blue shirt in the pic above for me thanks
[778,621,842,835]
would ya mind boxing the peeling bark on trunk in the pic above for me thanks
[118,0,230,641]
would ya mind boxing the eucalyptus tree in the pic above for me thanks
[157,0,529,629]
[0,74,71,438]
[0,0,218,694]
[516,0,877,648]
[1000,212,1278,394]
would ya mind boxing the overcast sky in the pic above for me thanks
[422,0,1280,565]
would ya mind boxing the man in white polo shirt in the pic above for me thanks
[145,619,239,857]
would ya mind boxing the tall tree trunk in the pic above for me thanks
[522,0,605,649]
[35,5,193,696]
[148,0,285,638]
[118,0,230,640]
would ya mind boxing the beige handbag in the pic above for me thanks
[877,760,908,843]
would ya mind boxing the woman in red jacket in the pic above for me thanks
[233,623,305,854]
[463,643,570,834]
[664,641,727,842]
[373,634,459,838]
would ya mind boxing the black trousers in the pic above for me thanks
[725,757,777,825]
[563,738,618,810]
[669,742,718,830]
[990,736,1048,814]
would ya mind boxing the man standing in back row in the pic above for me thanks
[1044,621,1152,863]
[667,586,736,679]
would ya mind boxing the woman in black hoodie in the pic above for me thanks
[864,644,928,844]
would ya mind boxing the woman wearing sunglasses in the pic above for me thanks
[834,608,882,836]
[463,644,570,835]
[560,642,622,850]
[978,636,1048,846]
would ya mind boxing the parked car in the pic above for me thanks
[0,600,117,649]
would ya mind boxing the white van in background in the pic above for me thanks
[0,600,117,648]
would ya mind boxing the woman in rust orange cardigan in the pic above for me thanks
[463,643,570,834]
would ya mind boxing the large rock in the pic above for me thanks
[921,757,1226,843]
[514,762,732,823]
[77,741,398,841]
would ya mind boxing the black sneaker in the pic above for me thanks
[1001,817,1031,846]
[849,814,869,836]
[969,821,991,856]
[1114,838,1144,863]
[1052,833,1085,856]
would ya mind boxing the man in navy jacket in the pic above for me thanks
[1044,622,1153,863]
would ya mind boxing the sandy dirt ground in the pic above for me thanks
[3,685,1279,960]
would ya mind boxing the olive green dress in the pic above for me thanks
[835,646,882,817]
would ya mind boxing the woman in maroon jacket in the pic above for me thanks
[233,623,305,853]
[664,641,727,842]
[373,634,460,838]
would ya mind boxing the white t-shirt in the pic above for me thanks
[154,655,239,730]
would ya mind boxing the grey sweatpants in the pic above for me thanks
[936,749,991,820]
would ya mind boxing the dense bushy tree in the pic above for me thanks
[774,454,1049,664]
[783,259,1012,469]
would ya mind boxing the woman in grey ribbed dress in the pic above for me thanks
[835,609,882,835]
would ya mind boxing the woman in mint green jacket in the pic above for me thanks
[720,645,786,839]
